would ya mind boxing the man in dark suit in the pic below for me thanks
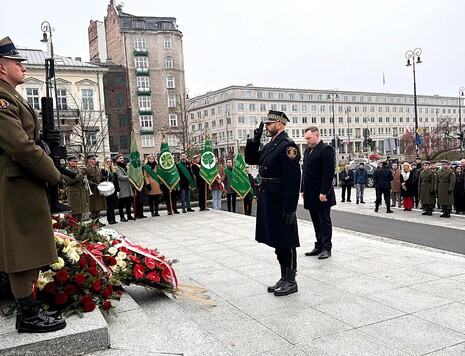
[301,126,336,260]
[245,110,301,296]
[0,37,66,332]
[340,164,353,202]
[373,161,393,213]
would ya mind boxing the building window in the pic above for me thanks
[26,88,40,109]
[134,37,146,51]
[165,56,173,68]
[169,114,178,127]
[138,96,151,110]
[81,89,94,110]
[281,104,287,112]
[135,57,148,70]
[166,75,175,88]
[120,135,128,149]
[257,92,263,99]
[56,89,68,110]
[260,103,267,112]
[167,134,178,147]
[237,103,245,111]
[141,135,154,148]
[292,117,298,124]
[249,103,256,111]
[140,115,153,130]
[168,96,176,108]
[137,77,149,90]
[238,116,245,124]
[114,76,123,86]
[292,104,298,112]
[86,131,97,146]
[270,104,277,111]
[164,36,172,49]
[302,117,308,124]
[302,104,307,112]
[118,114,126,128]
[116,93,124,107]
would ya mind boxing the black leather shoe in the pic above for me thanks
[305,248,322,256]
[374,208,378,212]
[187,208,195,212]
[109,221,118,225]
[347,199,351,202]
[128,216,134,220]
[120,217,128,222]
[318,250,331,259]
[174,210,180,214]
[386,210,393,213]
[16,295,66,333]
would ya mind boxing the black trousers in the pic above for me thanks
[197,182,207,210]
[341,184,351,201]
[244,199,252,215]
[309,208,332,251]
[148,195,160,215]
[376,188,391,210]
[275,247,297,269]
[118,196,132,219]
[227,193,237,212]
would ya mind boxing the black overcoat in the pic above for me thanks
[301,140,336,211]
[245,132,301,248]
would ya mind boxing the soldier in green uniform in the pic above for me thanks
[84,154,107,224]
[418,161,436,216]
[436,160,456,218]
[0,37,66,332]
[63,156,88,221]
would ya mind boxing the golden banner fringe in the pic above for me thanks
[173,284,217,306]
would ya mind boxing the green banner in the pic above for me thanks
[176,161,195,189]
[157,138,180,191]
[199,139,218,186]
[143,164,159,183]
[128,130,145,191]
[230,153,251,198]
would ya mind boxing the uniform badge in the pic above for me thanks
[0,99,10,109]
[287,147,297,159]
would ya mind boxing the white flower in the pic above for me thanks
[116,259,126,269]
[51,257,65,270]
[58,213,65,219]
[68,250,80,263]
[37,270,54,290]
[54,234,66,245]
[109,264,119,272]
[107,247,118,256]
[117,251,127,260]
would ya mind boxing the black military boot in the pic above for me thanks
[267,265,286,293]
[16,295,66,333]
[274,268,298,296]
[445,208,451,218]
[439,209,447,217]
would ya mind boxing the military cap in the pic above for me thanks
[264,110,289,124]
[440,160,450,164]
[87,154,96,160]
[0,37,27,61]
[422,161,430,165]
[67,155,78,162]
[192,154,200,159]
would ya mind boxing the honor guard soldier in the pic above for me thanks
[245,110,301,296]
[436,160,455,218]
[418,161,436,216]
[63,156,88,221]
[0,36,66,332]
[84,154,107,224]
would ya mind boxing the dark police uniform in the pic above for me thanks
[245,110,301,296]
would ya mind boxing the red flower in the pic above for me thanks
[120,246,130,253]
[44,282,57,294]
[161,265,172,282]
[52,221,61,229]
[103,255,117,266]
[63,284,76,295]
[55,292,68,305]
[89,267,98,276]
[80,294,93,304]
[146,271,160,282]
[129,255,140,263]
[79,257,88,268]
[134,264,145,279]
[102,301,112,310]
[75,273,86,286]
[83,301,96,312]
[144,257,156,270]
[55,269,69,284]
[92,279,101,292]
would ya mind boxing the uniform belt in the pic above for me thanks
[260,177,281,183]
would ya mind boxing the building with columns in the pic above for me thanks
[88,0,186,157]
[188,85,464,163]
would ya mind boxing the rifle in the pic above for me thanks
[40,60,77,213]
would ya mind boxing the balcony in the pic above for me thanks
[135,68,150,76]
[140,127,154,135]
[133,49,148,56]
[139,109,153,115]
[137,87,152,96]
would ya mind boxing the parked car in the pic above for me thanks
[334,162,377,188]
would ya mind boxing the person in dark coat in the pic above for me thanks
[373,161,393,213]
[418,161,436,216]
[436,160,456,218]
[411,162,421,208]
[115,154,133,221]
[0,36,66,332]
[453,166,465,214]
[400,162,415,211]
[84,154,107,224]
[245,110,301,297]
[244,165,258,216]
[176,153,195,213]
[223,158,237,212]
[101,157,119,224]
[354,163,368,204]
[340,164,353,202]
[191,155,208,211]
[301,126,336,260]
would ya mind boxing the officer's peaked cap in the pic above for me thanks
[264,110,289,124]
[0,37,27,61]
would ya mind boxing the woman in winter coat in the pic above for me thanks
[115,154,133,221]
[400,162,415,211]
[143,155,162,217]
[453,166,465,214]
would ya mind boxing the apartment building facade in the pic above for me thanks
[88,0,186,157]
[188,85,464,162]
[17,49,109,159]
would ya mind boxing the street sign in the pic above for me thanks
[416,127,423,135]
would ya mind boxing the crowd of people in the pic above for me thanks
[340,158,465,218]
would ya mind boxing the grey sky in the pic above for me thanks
[4,0,464,98]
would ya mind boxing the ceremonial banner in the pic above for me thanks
[199,139,218,185]
[128,130,145,191]
[230,153,251,198]
[176,161,195,189]
[157,136,180,190]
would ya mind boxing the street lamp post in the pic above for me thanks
[405,47,422,158]
[459,87,464,157]
[345,107,351,161]
[327,90,339,184]
[226,111,231,159]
